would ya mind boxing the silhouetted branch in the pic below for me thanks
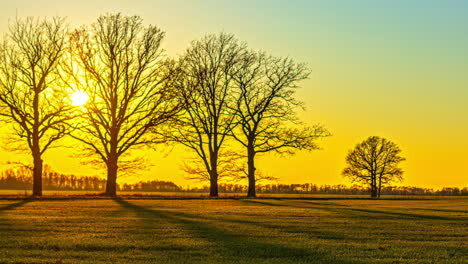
[66,14,180,195]
[342,136,405,198]
[0,16,72,196]
[231,50,330,197]
[167,33,247,196]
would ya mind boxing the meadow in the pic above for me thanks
[0,197,467,264]
[0,190,463,199]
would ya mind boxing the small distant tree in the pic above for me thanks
[0,17,72,196]
[342,136,405,198]
[232,51,330,197]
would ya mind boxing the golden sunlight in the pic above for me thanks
[70,91,89,106]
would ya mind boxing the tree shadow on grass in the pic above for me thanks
[0,200,32,244]
[141,201,346,241]
[299,201,465,221]
[408,208,468,214]
[342,207,465,221]
[240,199,348,209]
[240,200,290,207]
[0,200,31,213]
[241,200,465,221]
[240,200,350,213]
[114,199,359,264]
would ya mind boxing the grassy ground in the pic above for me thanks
[0,198,466,264]
[0,189,463,199]
[2,189,376,198]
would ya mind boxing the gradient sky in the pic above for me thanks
[0,0,467,188]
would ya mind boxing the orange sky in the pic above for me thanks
[0,0,467,189]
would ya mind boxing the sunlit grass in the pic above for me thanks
[0,198,466,263]
[0,190,464,199]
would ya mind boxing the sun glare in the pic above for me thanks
[70,91,89,106]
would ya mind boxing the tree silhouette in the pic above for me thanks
[0,17,72,196]
[168,33,246,197]
[342,136,405,198]
[232,51,330,197]
[67,13,180,196]
[179,149,244,183]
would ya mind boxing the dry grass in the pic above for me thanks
[0,189,463,200]
[0,198,467,263]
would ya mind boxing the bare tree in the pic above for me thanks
[232,51,330,197]
[0,17,72,196]
[67,14,179,196]
[179,149,244,183]
[342,136,405,198]
[169,33,246,197]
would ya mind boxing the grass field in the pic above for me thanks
[0,198,467,264]
[0,190,464,200]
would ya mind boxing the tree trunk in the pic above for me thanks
[370,175,377,198]
[209,171,218,197]
[32,152,43,196]
[247,145,256,198]
[377,174,383,198]
[32,88,42,196]
[105,155,118,196]
[106,118,119,196]
[208,150,219,197]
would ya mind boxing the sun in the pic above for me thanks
[70,91,89,106]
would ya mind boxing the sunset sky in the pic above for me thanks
[0,0,467,188]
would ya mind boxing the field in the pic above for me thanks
[0,198,467,264]
[0,190,463,200]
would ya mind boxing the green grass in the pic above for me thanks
[0,198,467,263]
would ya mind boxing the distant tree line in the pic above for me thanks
[1,168,465,196]
[120,181,181,192]
[0,166,180,192]
[187,183,468,196]
[0,166,106,191]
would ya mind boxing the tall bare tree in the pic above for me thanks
[169,33,246,197]
[342,136,405,198]
[67,14,179,196]
[0,17,72,196]
[232,51,330,197]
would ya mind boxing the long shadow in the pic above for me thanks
[0,200,32,240]
[240,199,345,212]
[343,207,465,221]
[141,200,346,241]
[241,199,351,209]
[240,200,464,221]
[114,199,359,264]
[297,201,466,221]
[0,200,31,213]
[408,208,468,214]
[240,199,290,207]
[243,199,350,208]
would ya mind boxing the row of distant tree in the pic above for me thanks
[1,167,466,196]
[0,167,180,192]
[191,183,468,196]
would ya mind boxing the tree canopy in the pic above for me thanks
[66,14,180,196]
[342,136,405,198]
